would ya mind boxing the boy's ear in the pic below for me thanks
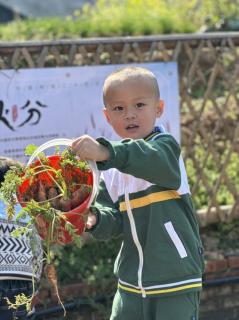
[156,99,164,117]
[103,107,111,124]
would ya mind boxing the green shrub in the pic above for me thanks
[0,0,238,41]
[55,236,121,287]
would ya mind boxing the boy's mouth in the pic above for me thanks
[126,124,139,130]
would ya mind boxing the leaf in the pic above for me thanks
[25,144,38,156]
[25,144,47,162]
[15,208,28,221]
[5,291,33,312]
[11,226,30,237]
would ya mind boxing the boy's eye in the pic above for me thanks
[113,106,124,111]
[136,103,145,108]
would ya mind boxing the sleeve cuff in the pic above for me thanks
[96,137,116,170]
[96,137,131,171]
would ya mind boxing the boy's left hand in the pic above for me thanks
[71,135,109,162]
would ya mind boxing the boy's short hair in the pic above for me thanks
[0,157,18,184]
[103,66,160,105]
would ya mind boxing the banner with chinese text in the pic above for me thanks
[0,62,179,162]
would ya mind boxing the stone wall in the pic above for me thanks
[200,255,239,320]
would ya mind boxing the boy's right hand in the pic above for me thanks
[71,135,109,162]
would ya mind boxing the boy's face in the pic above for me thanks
[103,77,164,139]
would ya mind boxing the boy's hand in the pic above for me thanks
[86,210,97,229]
[71,135,109,162]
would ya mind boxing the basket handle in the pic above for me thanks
[27,138,100,209]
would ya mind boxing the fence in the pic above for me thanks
[0,31,238,224]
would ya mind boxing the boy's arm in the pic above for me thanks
[87,178,123,240]
[96,135,181,189]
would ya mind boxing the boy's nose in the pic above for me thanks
[125,107,136,119]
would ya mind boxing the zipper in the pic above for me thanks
[124,174,146,298]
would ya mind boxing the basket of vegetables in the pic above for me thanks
[17,138,99,244]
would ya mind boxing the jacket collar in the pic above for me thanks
[144,126,165,141]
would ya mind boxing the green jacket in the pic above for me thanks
[90,127,204,298]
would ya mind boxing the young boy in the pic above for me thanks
[71,66,204,320]
[0,157,43,320]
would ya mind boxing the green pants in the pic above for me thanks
[110,290,200,320]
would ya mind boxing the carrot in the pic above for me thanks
[37,181,47,202]
[59,198,72,212]
[70,185,90,209]
[44,263,58,292]
[45,263,66,316]
[48,187,61,210]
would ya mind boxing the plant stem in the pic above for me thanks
[32,166,65,195]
